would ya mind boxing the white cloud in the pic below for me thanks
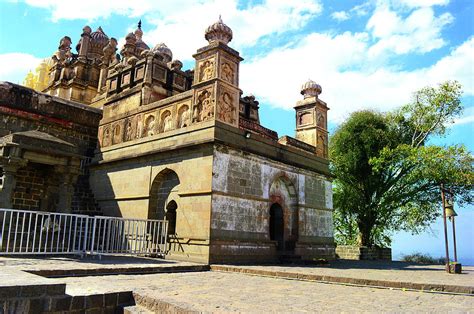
[397,0,450,8]
[331,11,350,22]
[0,53,42,85]
[240,34,474,124]
[19,0,322,62]
[366,3,453,58]
[453,107,474,127]
[143,0,322,61]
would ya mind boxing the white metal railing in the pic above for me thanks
[0,208,168,256]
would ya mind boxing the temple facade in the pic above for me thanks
[2,18,334,263]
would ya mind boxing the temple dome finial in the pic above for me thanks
[205,16,233,45]
[301,79,322,98]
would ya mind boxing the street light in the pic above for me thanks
[441,185,462,274]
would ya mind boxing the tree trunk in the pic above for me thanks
[357,221,373,247]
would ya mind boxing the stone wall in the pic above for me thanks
[90,143,214,264]
[210,144,334,263]
[11,164,56,211]
[336,245,392,261]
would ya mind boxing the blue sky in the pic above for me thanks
[0,0,473,263]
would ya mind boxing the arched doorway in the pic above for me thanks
[269,175,298,252]
[165,200,177,235]
[269,203,284,251]
[148,169,180,221]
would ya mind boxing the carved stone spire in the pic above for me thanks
[204,15,233,45]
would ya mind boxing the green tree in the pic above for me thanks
[331,81,474,247]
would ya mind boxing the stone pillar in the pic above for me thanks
[191,17,243,127]
[55,165,80,213]
[0,162,24,209]
[295,80,329,159]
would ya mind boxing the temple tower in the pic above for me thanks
[191,17,243,127]
[295,79,329,158]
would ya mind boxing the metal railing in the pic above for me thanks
[0,208,168,257]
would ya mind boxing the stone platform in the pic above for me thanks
[1,256,473,312]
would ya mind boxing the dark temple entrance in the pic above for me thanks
[269,203,284,251]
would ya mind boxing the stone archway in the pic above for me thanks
[148,169,180,222]
[269,175,298,252]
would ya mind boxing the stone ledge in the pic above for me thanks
[210,265,474,295]
[26,264,210,278]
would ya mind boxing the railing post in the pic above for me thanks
[90,216,97,255]
[83,217,89,255]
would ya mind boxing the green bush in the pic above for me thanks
[401,253,445,265]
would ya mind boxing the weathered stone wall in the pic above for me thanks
[336,245,392,261]
[210,144,334,263]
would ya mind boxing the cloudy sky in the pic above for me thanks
[0,0,472,261]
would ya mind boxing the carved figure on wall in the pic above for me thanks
[136,115,143,139]
[125,118,134,141]
[161,111,173,132]
[178,105,190,128]
[317,112,325,128]
[199,60,214,81]
[317,134,328,158]
[221,62,234,83]
[112,123,122,144]
[144,115,156,137]
[102,126,111,147]
[218,92,235,124]
[52,36,72,65]
[201,90,214,121]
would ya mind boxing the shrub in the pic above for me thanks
[401,253,445,265]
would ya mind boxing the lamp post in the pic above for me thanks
[440,184,450,272]
[441,185,461,274]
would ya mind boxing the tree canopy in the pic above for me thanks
[331,81,474,247]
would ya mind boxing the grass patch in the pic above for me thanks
[401,253,445,265]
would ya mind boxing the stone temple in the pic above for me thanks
[0,18,334,263]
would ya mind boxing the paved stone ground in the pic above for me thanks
[54,272,474,312]
[1,256,473,312]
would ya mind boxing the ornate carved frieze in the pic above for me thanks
[198,57,216,83]
[193,87,214,123]
[216,86,238,126]
[220,58,236,85]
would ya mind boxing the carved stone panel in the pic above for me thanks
[193,87,215,123]
[316,110,326,129]
[160,108,174,133]
[136,114,143,139]
[316,132,328,158]
[112,121,123,145]
[177,103,191,128]
[124,116,136,142]
[153,65,166,82]
[197,57,216,83]
[216,86,239,126]
[135,66,145,81]
[220,58,236,85]
[298,110,314,127]
[102,125,111,147]
[143,113,157,137]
